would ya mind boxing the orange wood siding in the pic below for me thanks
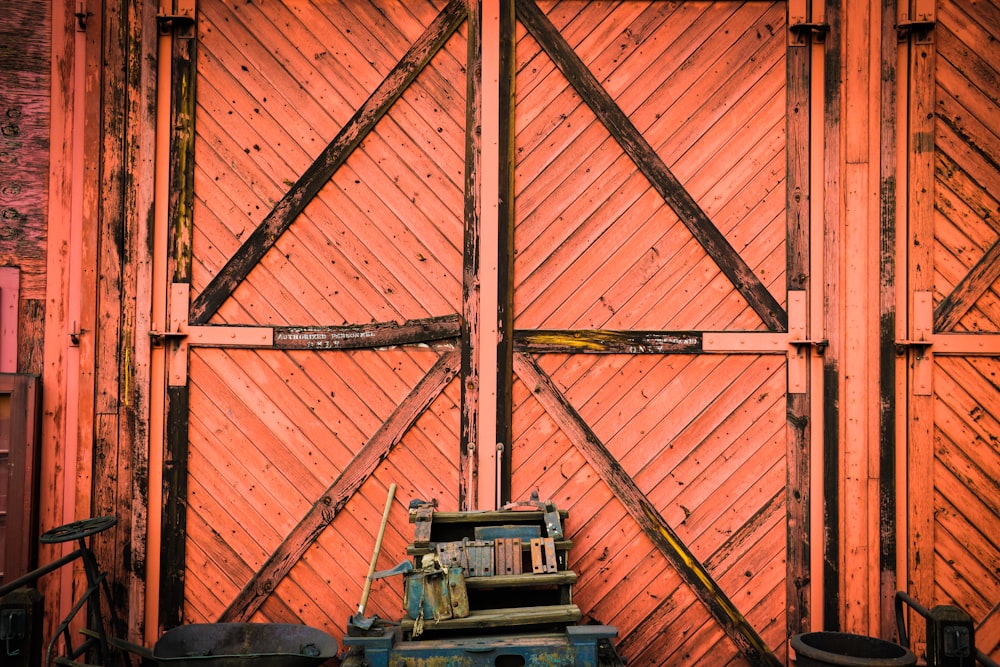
[171,0,469,640]
[0,0,50,391]
[11,0,1000,663]
[918,0,1000,652]
[508,2,795,664]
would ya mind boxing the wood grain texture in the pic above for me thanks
[932,0,1000,333]
[168,0,809,661]
[178,1,468,631]
[191,0,465,325]
[513,351,782,666]
[519,2,784,329]
[931,356,1000,623]
[509,2,791,662]
[905,4,1000,660]
[183,346,460,632]
[0,0,50,300]
[219,349,458,622]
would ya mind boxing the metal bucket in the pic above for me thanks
[791,632,917,667]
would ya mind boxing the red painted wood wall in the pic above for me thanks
[3,0,1000,664]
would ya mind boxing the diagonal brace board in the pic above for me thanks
[218,349,460,622]
[512,352,782,667]
[933,237,1000,332]
[515,0,787,331]
[189,0,468,324]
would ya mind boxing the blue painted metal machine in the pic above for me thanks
[342,625,619,667]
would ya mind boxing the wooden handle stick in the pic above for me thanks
[358,482,397,616]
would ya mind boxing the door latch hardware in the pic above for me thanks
[789,338,828,355]
[156,0,196,35]
[149,330,188,347]
[156,13,195,36]
[789,22,830,38]
[894,339,932,356]
[896,20,935,43]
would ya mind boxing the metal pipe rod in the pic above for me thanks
[0,549,82,597]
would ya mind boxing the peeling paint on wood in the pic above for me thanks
[515,0,787,332]
[515,330,701,354]
[513,351,782,667]
[0,0,50,300]
[219,350,459,623]
[271,315,460,350]
[189,0,467,324]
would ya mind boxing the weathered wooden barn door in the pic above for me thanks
[901,0,1000,658]
[503,1,813,664]
[155,0,820,660]
[157,0,473,634]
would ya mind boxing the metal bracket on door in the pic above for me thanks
[786,290,822,394]
[896,20,935,44]
[788,337,828,394]
[156,0,196,36]
[161,283,273,386]
[788,22,830,43]
[788,0,829,46]
[149,330,188,347]
[703,291,820,395]
[895,291,934,396]
[897,0,935,43]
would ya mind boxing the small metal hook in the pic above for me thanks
[75,1,91,30]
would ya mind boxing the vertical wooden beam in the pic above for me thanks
[160,0,198,630]
[146,0,177,643]
[791,0,834,633]
[478,0,500,510]
[821,0,843,633]
[125,0,159,643]
[807,17,829,628]
[161,384,189,629]
[88,0,159,643]
[495,0,515,507]
[39,0,76,641]
[0,269,20,372]
[892,0,912,640]
[904,0,937,653]
[841,0,880,634]
[865,0,887,637]
[878,0,902,641]
[90,0,127,638]
[461,0,482,511]
[786,0,812,636]
[70,0,96,635]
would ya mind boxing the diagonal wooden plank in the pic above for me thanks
[515,0,786,331]
[512,351,782,667]
[218,349,460,622]
[190,0,468,324]
[934,237,1000,331]
[977,600,1000,658]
